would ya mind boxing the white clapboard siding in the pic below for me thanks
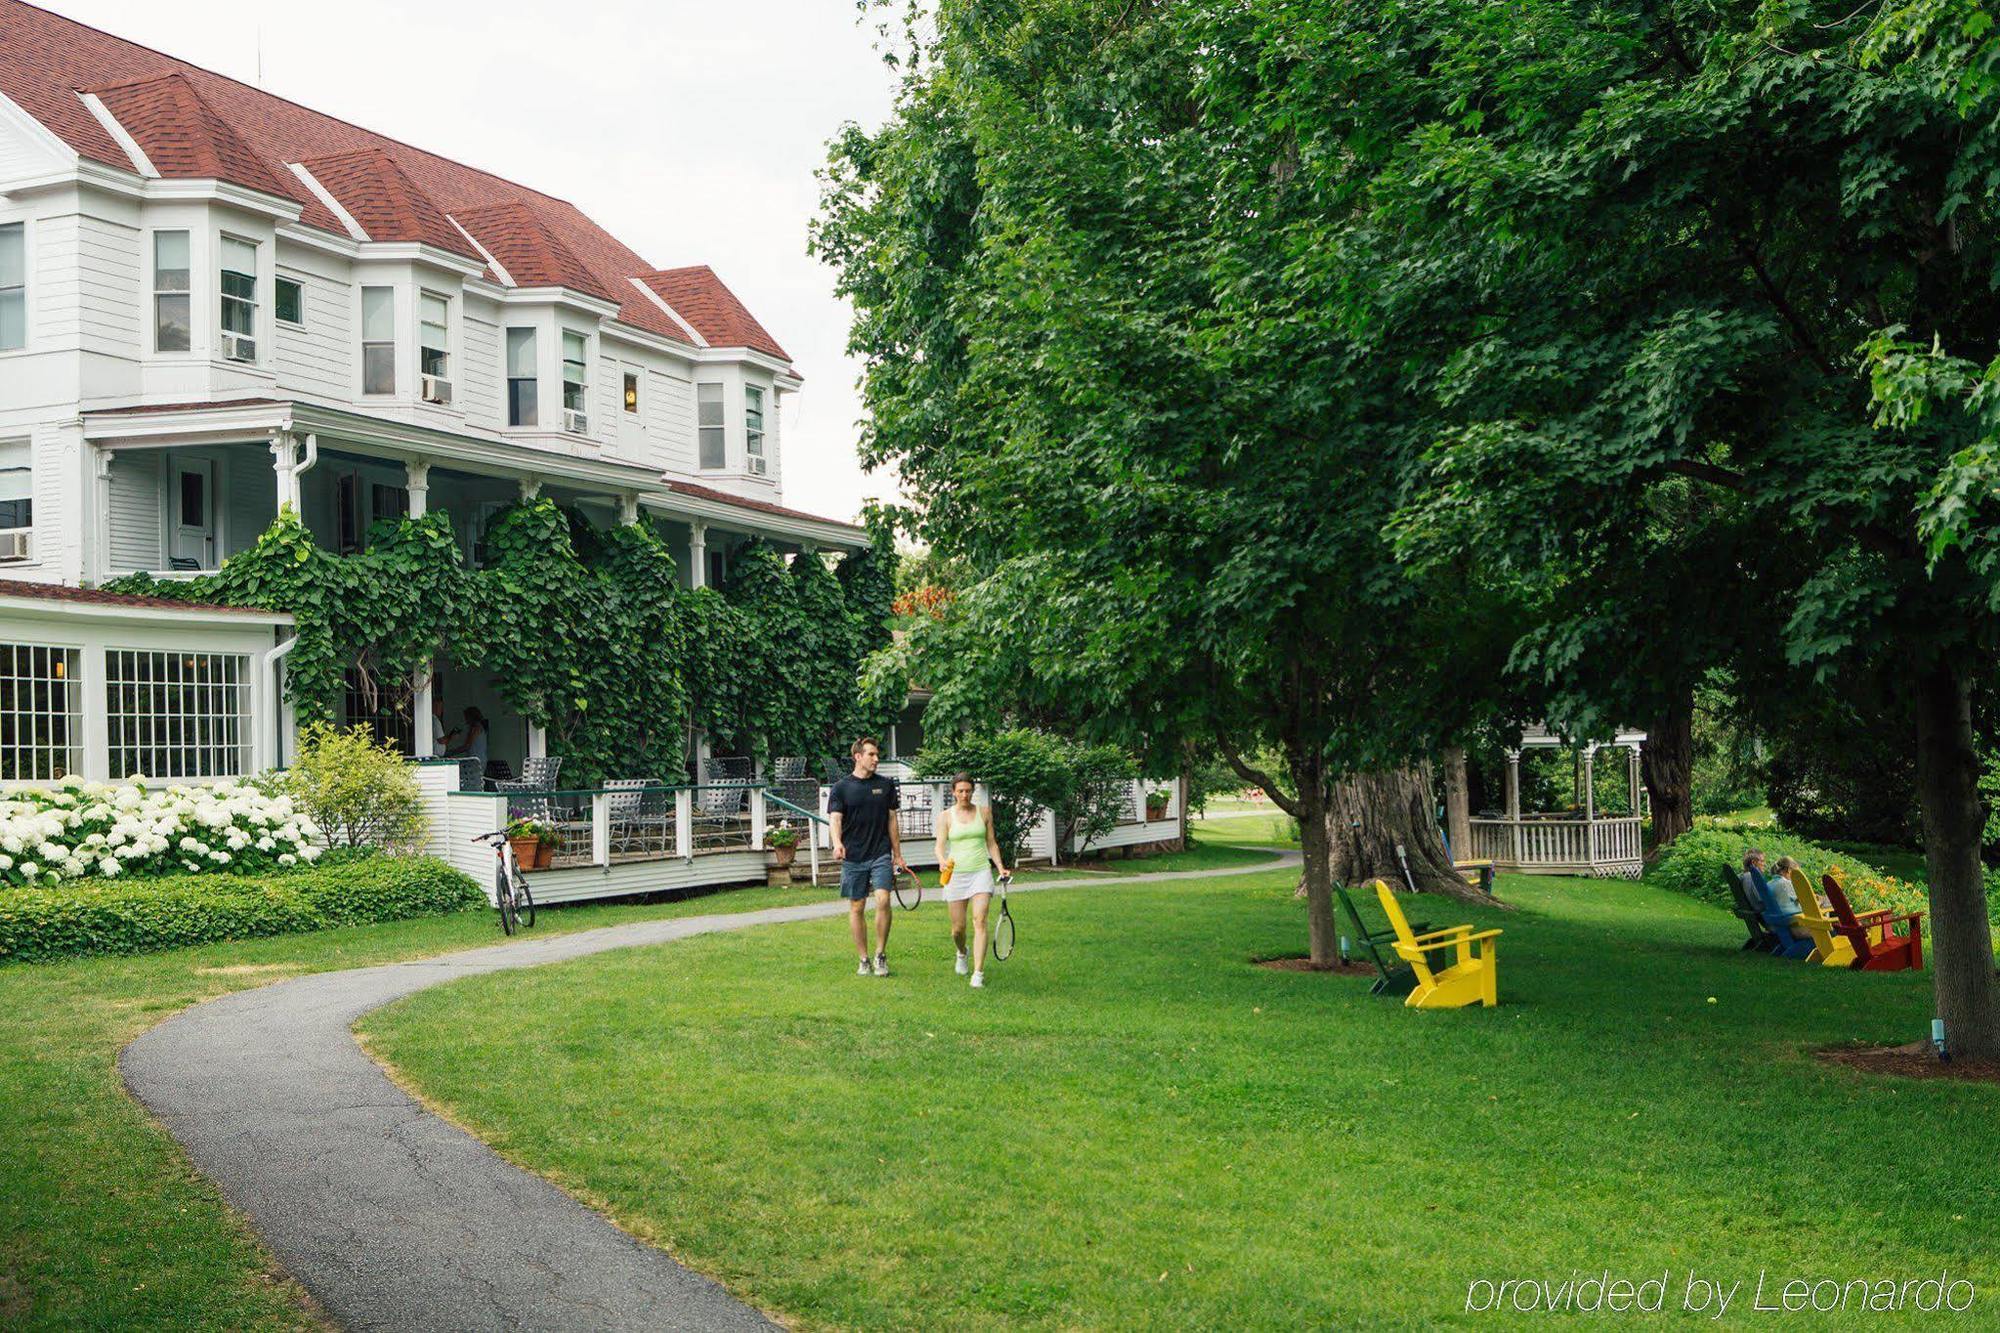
[459,312,501,425]
[646,368,694,475]
[106,451,163,572]
[225,448,274,557]
[29,211,79,348]
[74,215,140,353]
[274,265,351,400]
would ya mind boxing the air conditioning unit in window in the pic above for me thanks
[0,530,32,562]
[562,408,590,435]
[421,374,454,405]
[221,331,256,363]
[747,455,768,476]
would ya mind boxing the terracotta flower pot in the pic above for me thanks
[771,843,798,869]
[1146,801,1169,821]
[534,841,555,869]
[507,835,540,867]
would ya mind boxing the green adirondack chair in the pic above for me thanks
[1336,883,1440,997]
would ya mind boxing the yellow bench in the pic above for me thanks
[1373,879,1502,1008]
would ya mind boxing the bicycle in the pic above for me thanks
[991,870,1015,961]
[472,830,537,935]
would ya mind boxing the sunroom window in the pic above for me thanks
[361,286,395,394]
[0,223,23,352]
[0,643,81,781]
[153,230,191,353]
[105,649,252,779]
[219,236,257,361]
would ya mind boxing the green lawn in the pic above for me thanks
[362,867,1999,1329]
[0,880,829,1330]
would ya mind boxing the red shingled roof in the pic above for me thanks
[0,579,287,617]
[665,480,861,534]
[451,201,614,303]
[0,0,785,361]
[638,267,792,361]
[297,148,480,260]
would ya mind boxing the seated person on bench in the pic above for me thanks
[1743,849,1812,943]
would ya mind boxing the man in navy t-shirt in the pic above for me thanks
[828,736,909,976]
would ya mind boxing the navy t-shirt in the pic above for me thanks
[828,774,899,864]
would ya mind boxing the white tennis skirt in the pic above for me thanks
[943,865,995,903]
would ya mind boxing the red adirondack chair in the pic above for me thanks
[1821,874,1924,972]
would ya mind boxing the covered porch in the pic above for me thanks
[1465,725,1649,879]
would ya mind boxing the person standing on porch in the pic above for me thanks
[936,773,1008,989]
[829,736,909,976]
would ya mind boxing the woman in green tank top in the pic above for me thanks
[935,773,1008,987]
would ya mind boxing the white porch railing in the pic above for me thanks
[1466,815,1644,879]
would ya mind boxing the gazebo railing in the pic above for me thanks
[1466,814,1644,878]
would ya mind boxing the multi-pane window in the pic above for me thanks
[106,649,252,779]
[697,382,725,469]
[0,223,23,352]
[419,291,450,393]
[0,439,28,532]
[506,327,537,426]
[361,286,395,394]
[623,371,639,414]
[745,385,766,475]
[219,236,257,361]
[0,644,80,781]
[561,331,588,429]
[275,276,304,326]
[153,230,191,352]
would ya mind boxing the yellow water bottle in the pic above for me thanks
[940,859,955,886]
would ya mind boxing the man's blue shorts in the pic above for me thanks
[840,852,895,901]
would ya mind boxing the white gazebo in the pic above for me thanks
[1465,724,1648,879]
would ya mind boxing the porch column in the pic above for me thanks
[519,476,542,501]
[270,432,298,512]
[1627,744,1642,813]
[405,460,430,519]
[689,521,708,588]
[618,492,640,526]
[1583,743,1597,867]
[89,448,112,582]
[527,722,546,762]
[1504,748,1521,865]
[412,666,434,759]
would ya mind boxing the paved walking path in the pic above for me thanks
[122,850,1296,1332]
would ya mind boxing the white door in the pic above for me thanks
[171,460,216,569]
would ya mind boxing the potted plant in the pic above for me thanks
[1145,787,1171,820]
[505,817,542,868]
[533,821,559,868]
[765,824,801,868]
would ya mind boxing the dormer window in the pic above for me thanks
[0,224,23,352]
[745,386,766,476]
[623,371,639,414]
[419,292,451,404]
[561,332,589,434]
[506,327,537,426]
[153,230,191,353]
[361,286,395,394]
[219,237,258,362]
[697,383,724,469]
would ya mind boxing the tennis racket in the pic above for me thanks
[991,871,1015,961]
[893,865,922,911]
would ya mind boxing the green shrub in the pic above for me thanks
[0,854,481,965]
[916,731,1139,862]
[285,722,430,852]
[1651,828,1928,919]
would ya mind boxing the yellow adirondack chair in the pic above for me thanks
[1785,867,1857,967]
[1372,879,1502,1009]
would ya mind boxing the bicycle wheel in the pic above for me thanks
[992,903,1015,960]
[893,870,921,911]
[512,870,536,929]
[498,882,518,936]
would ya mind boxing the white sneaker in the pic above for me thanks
[872,953,890,977]
[955,950,970,975]
[970,971,985,988]
[858,958,872,976]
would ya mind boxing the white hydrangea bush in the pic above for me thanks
[0,776,323,888]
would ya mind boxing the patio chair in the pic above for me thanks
[703,755,754,783]
[454,757,487,793]
[1335,884,1440,997]
[1782,867,1857,967]
[494,779,552,826]
[1721,867,1782,953]
[1373,879,1501,1009]
[484,759,514,784]
[520,756,562,788]
[692,780,750,851]
[605,777,669,856]
[1749,868,1817,960]
[1822,874,1924,972]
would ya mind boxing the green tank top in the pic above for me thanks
[944,807,988,866]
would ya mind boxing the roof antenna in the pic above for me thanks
[256,27,264,88]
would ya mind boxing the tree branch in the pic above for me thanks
[1660,458,1749,491]
[1740,246,1837,377]
[1215,731,1300,819]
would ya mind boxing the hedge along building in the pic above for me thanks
[0,0,879,792]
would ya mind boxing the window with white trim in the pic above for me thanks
[0,643,81,781]
[0,439,28,533]
[506,327,537,426]
[744,385,766,476]
[106,649,253,779]
[0,223,23,352]
[275,276,304,327]
[623,371,640,414]
[361,286,395,394]
[697,382,725,469]
[153,230,191,352]
[219,236,258,361]
[561,331,588,431]
[419,291,450,399]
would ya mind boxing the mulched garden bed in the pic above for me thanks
[1815,1040,2000,1085]
[1252,954,1375,976]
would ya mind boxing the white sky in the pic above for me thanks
[42,0,907,524]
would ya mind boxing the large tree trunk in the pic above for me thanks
[1913,662,2000,1061]
[1642,687,1695,850]
[1290,757,1340,967]
[1442,745,1472,860]
[1326,764,1493,904]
